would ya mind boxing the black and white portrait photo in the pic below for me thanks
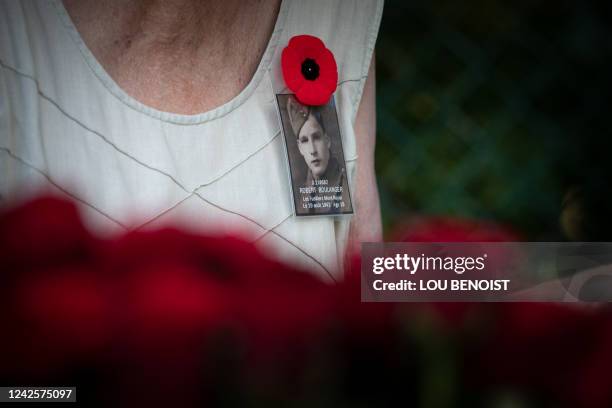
[277,94,353,216]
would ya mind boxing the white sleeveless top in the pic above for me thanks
[0,0,383,282]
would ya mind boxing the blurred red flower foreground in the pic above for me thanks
[1,197,612,407]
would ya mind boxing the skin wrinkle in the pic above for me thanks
[63,0,281,114]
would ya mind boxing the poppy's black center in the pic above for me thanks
[301,58,320,81]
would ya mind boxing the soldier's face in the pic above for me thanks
[297,114,330,179]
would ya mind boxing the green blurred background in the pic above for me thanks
[375,0,612,241]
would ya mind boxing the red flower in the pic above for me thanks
[281,35,338,106]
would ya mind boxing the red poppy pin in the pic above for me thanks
[281,35,338,106]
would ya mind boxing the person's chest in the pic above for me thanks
[63,0,281,115]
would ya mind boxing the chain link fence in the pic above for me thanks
[376,0,612,240]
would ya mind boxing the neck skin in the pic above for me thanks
[63,0,281,114]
